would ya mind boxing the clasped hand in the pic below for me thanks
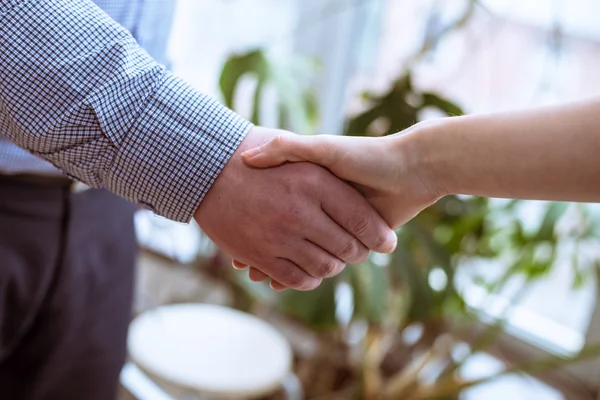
[194,127,401,291]
[231,127,442,289]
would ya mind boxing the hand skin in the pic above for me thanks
[240,126,440,230]
[241,98,600,232]
[193,126,397,291]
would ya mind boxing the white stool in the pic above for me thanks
[122,303,301,400]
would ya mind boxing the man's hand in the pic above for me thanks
[194,127,397,291]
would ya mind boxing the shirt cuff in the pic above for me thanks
[106,73,253,222]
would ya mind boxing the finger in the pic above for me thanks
[270,281,288,291]
[303,215,369,265]
[248,267,288,290]
[242,135,390,191]
[248,267,269,282]
[256,258,321,291]
[232,259,248,270]
[321,175,397,254]
[286,240,346,279]
[241,135,334,168]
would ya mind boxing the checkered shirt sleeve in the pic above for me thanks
[0,0,253,222]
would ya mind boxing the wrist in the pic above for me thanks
[194,126,293,221]
[397,118,456,199]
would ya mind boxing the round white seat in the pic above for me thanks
[127,303,293,399]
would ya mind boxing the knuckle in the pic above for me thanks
[301,278,322,291]
[337,239,359,262]
[272,135,287,149]
[354,248,370,264]
[285,271,321,291]
[285,271,307,289]
[316,258,343,278]
[297,167,323,191]
[350,215,373,237]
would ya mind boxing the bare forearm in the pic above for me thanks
[408,99,600,202]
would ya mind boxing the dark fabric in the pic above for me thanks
[0,177,137,399]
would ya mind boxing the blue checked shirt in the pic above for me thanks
[0,0,253,222]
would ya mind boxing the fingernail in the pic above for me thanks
[232,260,248,270]
[270,281,286,291]
[241,147,261,158]
[386,230,398,253]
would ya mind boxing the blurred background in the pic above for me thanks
[122,0,600,399]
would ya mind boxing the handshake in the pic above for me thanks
[195,98,600,291]
[194,125,442,291]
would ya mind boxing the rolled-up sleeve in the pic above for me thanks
[0,0,252,222]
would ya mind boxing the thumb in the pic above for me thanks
[241,135,330,168]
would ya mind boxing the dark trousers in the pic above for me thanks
[0,176,137,399]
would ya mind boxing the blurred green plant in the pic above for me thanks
[219,49,319,134]
[217,47,600,398]
[216,46,599,399]
[212,2,600,398]
[346,73,462,138]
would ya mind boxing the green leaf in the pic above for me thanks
[511,220,528,246]
[421,92,464,116]
[572,268,585,289]
[492,245,555,288]
[404,221,455,300]
[348,261,389,324]
[218,49,269,111]
[391,230,434,321]
[269,57,317,133]
[344,105,387,137]
[250,75,266,125]
[570,242,586,289]
[219,49,319,132]
[304,90,320,128]
[394,72,414,93]
[343,72,463,138]
[535,202,569,242]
